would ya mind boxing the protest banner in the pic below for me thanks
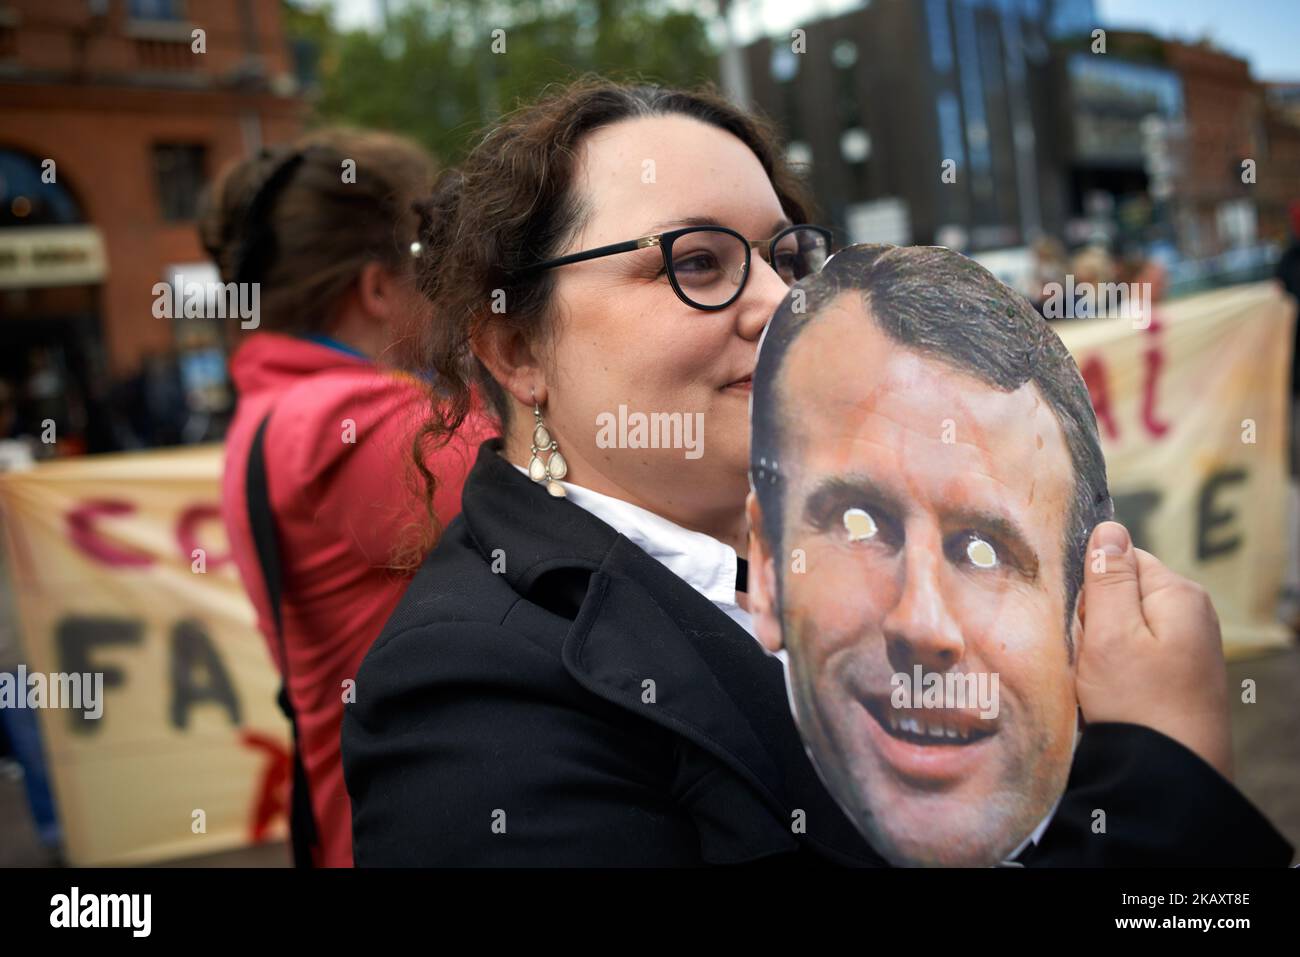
[1055,281,1294,652]
[0,445,289,865]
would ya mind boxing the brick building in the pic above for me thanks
[1162,38,1267,258]
[0,0,303,453]
[1082,32,1300,259]
[741,6,1298,290]
[1259,82,1300,244]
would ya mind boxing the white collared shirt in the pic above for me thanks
[1003,793,1061,865]
[515,465,757,638]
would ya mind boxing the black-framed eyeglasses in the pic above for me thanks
[520,224,834,311]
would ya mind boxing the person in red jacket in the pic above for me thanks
[203,128,493,867]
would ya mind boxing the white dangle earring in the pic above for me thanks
[528,399,568,498]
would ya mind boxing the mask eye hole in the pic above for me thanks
[843,507,878,542]
[966,536,998,568]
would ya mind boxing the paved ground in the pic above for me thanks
[0,770,288,867]
[1225,644,1300,851]
[2,642,1297,867]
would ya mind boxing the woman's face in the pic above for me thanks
[542,114,794,527]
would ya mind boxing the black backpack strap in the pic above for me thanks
[247,410,320,868]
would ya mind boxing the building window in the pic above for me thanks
[153,144,206,222]
[954,1,991,175]
[770,44,799,84]
[927,0,954,74]
[0,5,17,59]
[937,91,966,168]
[129,0,186,20]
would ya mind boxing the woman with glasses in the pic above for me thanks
[341,81,1285,866]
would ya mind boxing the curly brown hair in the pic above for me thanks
[402,76,814,509]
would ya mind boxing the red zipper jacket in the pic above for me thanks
[221,333,493,866]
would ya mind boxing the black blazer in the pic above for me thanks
[342,439,1292,867]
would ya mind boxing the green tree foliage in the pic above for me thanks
[288,0,720,163]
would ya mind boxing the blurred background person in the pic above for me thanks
[0,380,36,471]
[1277,201,1300,472]
[1029,235,1070,316]
[202,127,493,868]
[1067,243,1119,316]
[106,351,188,450]
[0,377,58,863]
[1274,201,1300,308]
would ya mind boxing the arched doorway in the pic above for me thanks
[0,147,114,455]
